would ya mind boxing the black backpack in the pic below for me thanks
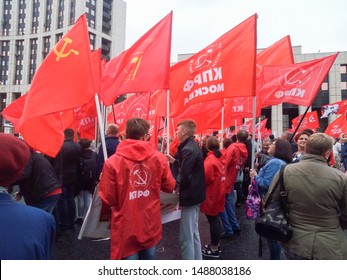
[79,155,97,182]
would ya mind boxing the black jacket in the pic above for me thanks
[173,136,206,207]
[17,152,61,205]
[61,139,81,185]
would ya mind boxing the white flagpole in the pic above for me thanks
[166,90,170,155]
[95,94,108,162]
[251,96,256,170]
[221,104,225,140]
[78,93,109,240]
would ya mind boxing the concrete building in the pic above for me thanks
[0,0,126,132]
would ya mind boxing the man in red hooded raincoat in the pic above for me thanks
[99,117,176,260]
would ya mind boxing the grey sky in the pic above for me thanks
[124,0,347,62]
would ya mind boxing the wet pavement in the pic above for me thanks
[52,204,270,260]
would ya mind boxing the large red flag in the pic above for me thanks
[324,114,347,138]
[321,100,347,118]
[100,11,172,106]
[169,14,257,117]
[291,111,320,132]
[1,94,27,132]
[18,14,95,156]
[258,53,338,108]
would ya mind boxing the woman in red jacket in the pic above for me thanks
[201,136,226,258]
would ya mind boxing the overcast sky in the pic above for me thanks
[124,0,347,62]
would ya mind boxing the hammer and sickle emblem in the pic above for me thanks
[54,37,79,61]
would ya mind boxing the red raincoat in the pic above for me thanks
[99,139,176,259]
[223,142,248,194]
[200,151,226,216]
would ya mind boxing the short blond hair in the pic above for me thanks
[305,133,333,156]
[177,119,196,136]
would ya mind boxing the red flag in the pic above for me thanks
[321,100,347,118]
[291,111,320,132]
[324,114,347,138]
[169,14,257,116]
[1,94,27,132]
[224,97,254,121]
[256,35,294,77]
[256,35,294,114]
[18,14,95,156]
[258,53,338,108]
[174,100,224,133]
[100,12,172,106]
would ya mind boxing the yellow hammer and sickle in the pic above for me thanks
[54,37,79,61]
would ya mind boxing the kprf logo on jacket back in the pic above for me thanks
[129,164,152,200]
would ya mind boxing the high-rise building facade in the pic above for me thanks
[0,0,126,132]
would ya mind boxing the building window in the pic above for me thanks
[42,36,51,60]
[44,0,53,32]
[28,39,38,83]
[102,0,112,35]
[57,0,64,29]
[101,38,111,61]
[0,92,7,132]
[56,33,63,44]
[89,32,96,50]
[14,40,24,85]
[69,0,76,25]
[17,0,26,35]
[2,1,12,36]
[31,0,40,34]
[86,0,96,29]
[0,41,10,85]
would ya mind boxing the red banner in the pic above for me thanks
[324,114,347,138]
[169,14,257,117]
[321,100,347,118]
[17,14,95,156]
[100,12,172,106]
[258,53,338,109]
[291,111,320,132]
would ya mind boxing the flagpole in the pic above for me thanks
[95,94,108,162]
[166,90,170,154]
[290,106,310,141]
[251,96,256,170]
[221,104,225,140]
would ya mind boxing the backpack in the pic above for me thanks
[79,156,97,182]
[245,178,261,220]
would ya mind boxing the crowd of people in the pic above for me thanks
[1,118,347,260]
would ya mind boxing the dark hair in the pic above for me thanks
[223,138,232,149]
[301,128,315,136]
[64,128,74,139]
[231,134,237,143]
[237,130,249,143]
[273,138,292,163]
[79,138,91,150]
[294,131,310,142]
[125,118,150,140]
[206,136,222,158]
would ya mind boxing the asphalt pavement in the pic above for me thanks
[51,204,270,260]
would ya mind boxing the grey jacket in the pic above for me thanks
[267,154,347,259]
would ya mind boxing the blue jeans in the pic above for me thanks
[32,194,61,214]
[179,205,202,260]
[122,246,156,260]
[219,192,240,235]
[267,238,282,260]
